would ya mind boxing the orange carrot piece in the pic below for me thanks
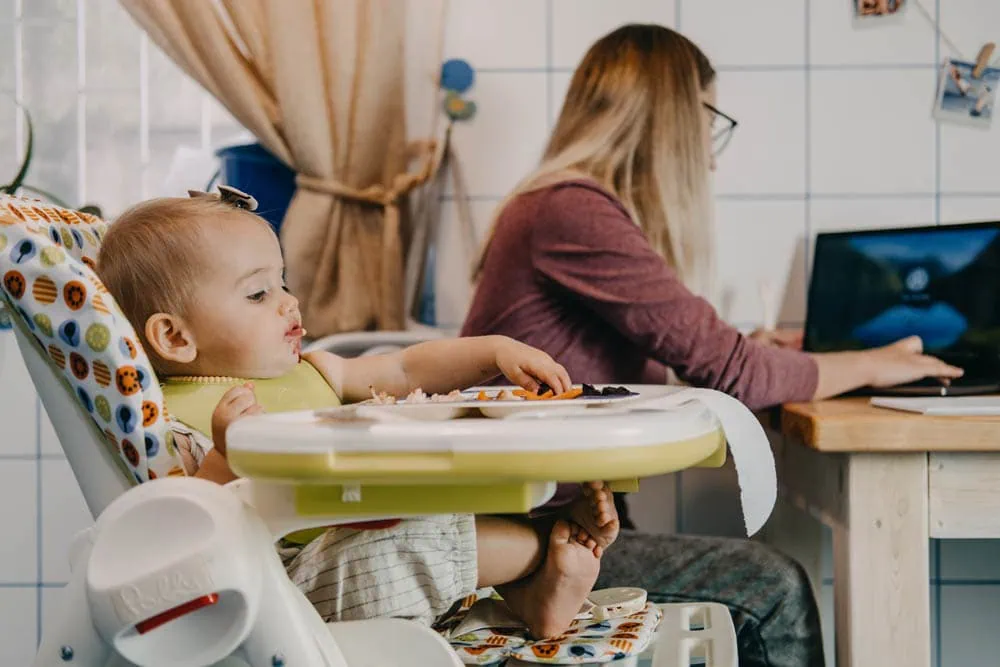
[513,388,557,400]
[477,390,489,401]
[553,387,583,400]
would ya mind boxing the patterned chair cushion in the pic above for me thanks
[0,195,184,482]
[0,196,106,330]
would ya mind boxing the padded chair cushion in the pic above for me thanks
[0,197,105,330]
[0,195,183,482]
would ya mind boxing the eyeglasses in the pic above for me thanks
[703,103,738,156]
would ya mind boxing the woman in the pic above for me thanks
[461,25,961,667]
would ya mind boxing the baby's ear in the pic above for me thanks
[145,313,198,365]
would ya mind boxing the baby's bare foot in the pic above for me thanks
[569,481,620,556]
[498,520,600,639]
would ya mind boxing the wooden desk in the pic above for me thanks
[768,398,1000,667]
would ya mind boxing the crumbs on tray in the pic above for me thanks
[368,387,467,404]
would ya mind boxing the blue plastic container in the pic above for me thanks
[215,143,296,235]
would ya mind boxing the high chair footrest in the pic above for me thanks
[650,602,737,667]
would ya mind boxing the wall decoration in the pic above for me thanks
[854,0,907,23]
[935,58,998,128]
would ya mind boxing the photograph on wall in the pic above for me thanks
[854,0,908,23]
[935,59,998,128]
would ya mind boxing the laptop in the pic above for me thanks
[803,221,1000,397]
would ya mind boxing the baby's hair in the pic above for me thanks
[96,195,267,366]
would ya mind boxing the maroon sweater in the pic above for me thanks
[461,180,819,411]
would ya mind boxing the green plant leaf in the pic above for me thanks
[1,104,33,194]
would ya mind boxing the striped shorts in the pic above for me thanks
[281,514,478,625]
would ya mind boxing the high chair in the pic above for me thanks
[0,195,742,667]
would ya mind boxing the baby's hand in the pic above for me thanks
[495,338,571,395]
[211,383,264,456]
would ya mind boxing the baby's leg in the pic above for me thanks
[475,515,547,585]
[569,481,621,555]
[494,520,601,639]
[285,515,477,625]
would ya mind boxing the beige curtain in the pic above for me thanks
[120,0,444,335]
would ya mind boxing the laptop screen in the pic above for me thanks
[804,222,1000,368]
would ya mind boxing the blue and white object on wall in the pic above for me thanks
[441,59,477,122]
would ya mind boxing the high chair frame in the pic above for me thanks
[1,197,738,666]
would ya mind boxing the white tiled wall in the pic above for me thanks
[1,1,999,665]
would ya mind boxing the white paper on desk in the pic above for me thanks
[639,388,777,537]
[870,395,1000,416]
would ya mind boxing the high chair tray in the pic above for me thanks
[226,386,725,485]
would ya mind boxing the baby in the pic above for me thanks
[95,188,620,639]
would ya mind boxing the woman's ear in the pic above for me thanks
[145,313,198,365]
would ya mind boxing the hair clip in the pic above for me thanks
[186,186,259,212]
[218,185,258,211]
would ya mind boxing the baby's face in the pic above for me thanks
[183,215,304,378]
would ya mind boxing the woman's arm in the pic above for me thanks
[530,185,960,409]
[305,336,571,403]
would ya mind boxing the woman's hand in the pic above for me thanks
[495,338,572,394]
[865,336,964,388]
[210,383,264,456]
[813,335,964,400]
[749,328,803,350]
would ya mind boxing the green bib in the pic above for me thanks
[161,361,341,437]
[162,361,342,546]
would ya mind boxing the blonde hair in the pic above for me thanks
[477,24,716,297]
[96,197,264,362]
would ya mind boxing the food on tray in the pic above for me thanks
[367,384,636,405]
[580,384,637,398]
[511,387,583,401]
[522,383,637,399]
[369,387,397,404]
[475,389,522,401]
[369,386,466,404]
[405,388,465,403]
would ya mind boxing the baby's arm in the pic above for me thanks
[305,335,571,403]
[191,383,263,485]
[193,449,239,485]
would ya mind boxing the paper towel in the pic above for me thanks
[638,388,777,537]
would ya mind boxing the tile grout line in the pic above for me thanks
[934,0,942,228]
[138,32,150,200]
[76,0,86,206]
[804,0,813,278]
[0,582,67,589]
[545,0,553,129]
[470,63,940,74]
[0,454,66,461]
[933,12,943,667]
[33,0,44,647]
[675,0,683,535]
[35,397,41,646]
